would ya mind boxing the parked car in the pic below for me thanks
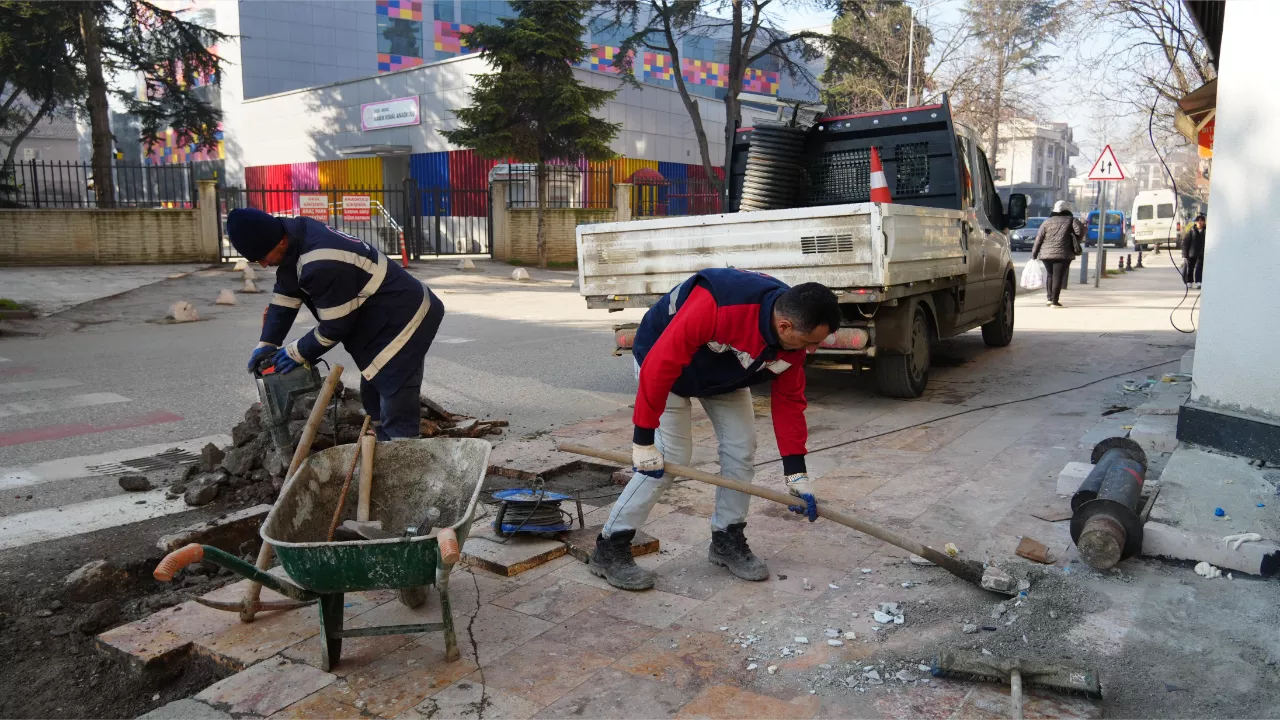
[1009,216,1045,251]
[1085,210,1126,248]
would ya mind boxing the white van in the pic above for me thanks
[1131,189,1181,251]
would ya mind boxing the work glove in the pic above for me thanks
[247,344,277,372]
[271,347,301,375]
[632,443,665,479]
[786,473,818,522]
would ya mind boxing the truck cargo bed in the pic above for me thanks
[577,202,967,303]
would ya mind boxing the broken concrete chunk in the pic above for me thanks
[895,669,919,682]
[824,628,840,638]
[200,443,225,472]
[63,560,127,603]
[184,471,227,506]
[1194,561,1223,579]
[117,474,152,492]
[827,639,844,647]
[232,259,248,271]
[215,289,237,306]
[242,266,257,281]
[962,623,979,634]
[910,554,936,566]
[75,599,121,634]
[873,611,894,624]
[157,504,271,553]
[241,278,260,293]
[980,566,1016,593]
[456,258,476,270]
[766,665,778,675]
[992,602,1008,618]
[220,445,259,477]
[231,421,258,448]
[511,268,531,281]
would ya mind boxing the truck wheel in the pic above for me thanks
[982,280,1015,347]
[875,306,931,398]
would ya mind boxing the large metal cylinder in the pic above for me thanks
[1071,437,1147,511]
[1070,438,1148,570]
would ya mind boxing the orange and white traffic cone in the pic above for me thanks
[869,146,893,204]
[398,230,410,269]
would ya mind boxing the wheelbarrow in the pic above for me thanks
[154,438,490,670]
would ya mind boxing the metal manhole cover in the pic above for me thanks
[1100,333,1151,340]
[85,449,201,476]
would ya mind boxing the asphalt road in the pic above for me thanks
[0,261,642,520]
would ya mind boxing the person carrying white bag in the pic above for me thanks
[1030,200,1086,308]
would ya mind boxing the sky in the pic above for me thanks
[770,0,1174,174]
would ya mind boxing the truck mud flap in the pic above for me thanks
[613,323,639,356]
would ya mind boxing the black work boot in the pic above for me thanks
[708,523,769,581]
[589,530,655,591]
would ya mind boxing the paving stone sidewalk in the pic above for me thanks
[109,270,1280,719]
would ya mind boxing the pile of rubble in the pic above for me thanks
[170,383,505,507]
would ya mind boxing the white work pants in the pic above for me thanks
[602,387,757,537]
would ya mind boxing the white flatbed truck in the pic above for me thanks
[576,100,1029,398]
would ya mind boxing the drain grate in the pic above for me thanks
[1100,332,1151,340]
[86,449,201,476]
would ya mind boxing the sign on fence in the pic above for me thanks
[342,194,371,221]
[299,194,329,221]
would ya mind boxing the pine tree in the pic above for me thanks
[441,0,619,268]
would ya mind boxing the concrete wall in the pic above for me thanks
[231,55,727,170]
[489,180,626,265]
[0,181,219,265]
[1188,4,1280,422]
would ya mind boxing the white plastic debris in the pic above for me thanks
[901,582,912,588]
[944,543,959,557]
[215,289,237,305]
[720,627,729,631]
[1194,561,1223,579]
[746,663,758,671]
[860,568,873,574]
[1223,532,1263,550]
[167,301,199,323]
[794,637,809,644]
[767,665,778,675]
[511,268,531,281]
[829,583,840,589]
[981,648,992,656]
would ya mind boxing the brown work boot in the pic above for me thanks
[589,530,654,591]
[708,523,769,581]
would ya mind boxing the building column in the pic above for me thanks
[614,182,633,223]
[1178,2,1280,462]
[196,179,221,262]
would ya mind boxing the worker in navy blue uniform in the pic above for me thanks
[227,208,444,440]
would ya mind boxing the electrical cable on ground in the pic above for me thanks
[1145,0,1198,335]
[754,356,1183,467]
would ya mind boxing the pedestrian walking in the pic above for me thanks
[227,208,445,441]
[1031,200,1085,307]
[1182,213,1206,289]
[589,269,841,591]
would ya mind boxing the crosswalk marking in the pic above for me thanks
[437,337,475,344]
[0,377,82,395]
[0,489,193,551]
[0,392,130,418]
[0,434,230,489]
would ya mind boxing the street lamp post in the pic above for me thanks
[905,0,942,108]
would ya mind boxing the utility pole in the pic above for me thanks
[906,6,915,107]
[1095,181,1106,287]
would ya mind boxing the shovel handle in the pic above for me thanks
[155,543,204,582]
[243,364,345,621]
[555,442,982,586]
